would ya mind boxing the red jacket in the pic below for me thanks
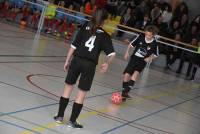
[96,0,107,8]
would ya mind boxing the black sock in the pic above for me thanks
[128,80,135,89]
[122,82,129,90]
[57,97,69,117]
[122,81,129,95]
[70,102,83,123]
[122,80,135,93]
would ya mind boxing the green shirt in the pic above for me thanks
[45,4,57,19]
[198,47,200,54]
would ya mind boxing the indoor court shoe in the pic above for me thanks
[122,92,132,102]
[67,121,83,129]
[54,116,63,124]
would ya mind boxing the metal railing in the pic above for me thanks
[5,0,199,54]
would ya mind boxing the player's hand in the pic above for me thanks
[100,63,109,73]
[64,61,70,71]
[144,57,152,63]
[124,52,130,60]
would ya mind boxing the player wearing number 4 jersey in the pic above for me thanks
[54,8,115,128]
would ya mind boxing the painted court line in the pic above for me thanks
[0,55,65,57]
[101,91,200,134]
[0,60,64,63]
[1,80,177,134]
[0,81,58,102]
[0,112,65,134]
[131,89,200,120]
[0,120,41,134]
[1,74,194,134]
[0,103,58,117]
[1,23,199,134]
[19,82,200,134]
[123,83,200,107]
[1,74,195,132]
[27,74,179,99]
[19,108,157,134]
[0,78,177,118]
[0,74,183,134]
[0,75,182,134]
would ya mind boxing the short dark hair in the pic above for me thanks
[144,25,159,35]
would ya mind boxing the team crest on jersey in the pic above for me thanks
[139,42,142,44]
[147,46,151,50]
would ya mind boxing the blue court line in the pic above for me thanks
[0,60,64,63]
[87,80,179,99]
[0,81,58,101]
[102,92,200,134]
[0,80,178,117]
[0,80,178,134]
[0,120,41,134]
[0,55,65,57]
[0,103,58,117]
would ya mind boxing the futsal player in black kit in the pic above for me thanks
[122,25,159,101]
[54,8,116,128]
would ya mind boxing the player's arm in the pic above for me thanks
[144,54,156,63]
[64,46,75,71]
[100,52,116,73]
[63,24,85,71]
[100,35,116,73]
[64,34,81,71]
[124,35,139,60]
[124,43,134,60]
[65,46,76,63]
[105,52,116,65]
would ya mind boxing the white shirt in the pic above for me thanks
[162,11,172,23]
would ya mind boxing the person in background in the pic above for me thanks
[187,42,200,80]
[135,14,151,30]
[166,32,182,69]
[84,0,96,15]
[176,37,199,78]
[116,7,136,38]
[161,4,172,26]
[52,1,66,36]
[150,2,162,22]
[106,0,118,19]
[44,0,57,33]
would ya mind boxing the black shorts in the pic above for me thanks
[192,54,200,66]
[65,57,96,91]
[123,56,146,75]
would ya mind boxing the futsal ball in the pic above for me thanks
[111,92,122,105]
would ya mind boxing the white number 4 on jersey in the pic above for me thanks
[85,36,96,52]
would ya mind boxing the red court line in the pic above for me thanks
[27,73,175,134]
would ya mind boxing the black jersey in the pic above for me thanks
[130,34,159,58]
[71,22,115,64]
